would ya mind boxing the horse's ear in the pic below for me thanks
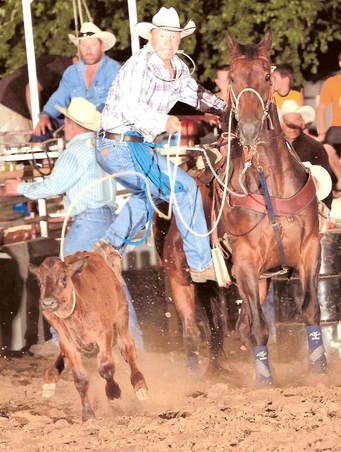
[225,31,238,58]
[258,30,272,55]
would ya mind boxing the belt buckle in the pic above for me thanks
[98,129,106,139]
[119,133,125,142]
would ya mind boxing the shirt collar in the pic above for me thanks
[77,55,107,74]
[66,131,95,148]
[143,42,186,81]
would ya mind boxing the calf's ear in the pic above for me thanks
[29,264,40,279]
[69,256,90,277]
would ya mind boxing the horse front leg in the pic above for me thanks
[162,222,201,373]
[299,237,327,373]
[168,272,201,372]
[235,265,272,385]
[195,281,227,376]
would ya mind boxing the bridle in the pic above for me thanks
[229,86,274,131]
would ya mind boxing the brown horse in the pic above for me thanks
[154,31,327,383]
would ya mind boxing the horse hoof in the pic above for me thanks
[255,375,273,387]
[136,388,149,401]
[42,383,56,398]
[310,355,327,374]
[186,355,200,375]
[82,409,96,422]
[106,381,121,400]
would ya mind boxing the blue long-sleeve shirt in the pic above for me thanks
[43,55,120,118]
[18,132,117,216]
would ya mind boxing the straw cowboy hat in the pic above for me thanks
[68,22,116,51]
[56,97,101,131]
[279,99,316,125]
[135,7,196,40]
[302,162,332,201]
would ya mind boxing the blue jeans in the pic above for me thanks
[51,206,143,349]
[95,137,212,271]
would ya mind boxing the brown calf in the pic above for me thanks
[30,251,148,421]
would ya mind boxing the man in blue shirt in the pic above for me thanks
[3,97,143,348]
[34,22,120,137]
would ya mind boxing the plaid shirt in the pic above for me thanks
[101,43,225,141]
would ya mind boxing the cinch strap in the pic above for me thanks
[258,169,288,273]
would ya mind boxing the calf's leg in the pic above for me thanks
[115,301,148,400]
[42,353,65,398]
[97,331,121,400]
[60,339,95,421]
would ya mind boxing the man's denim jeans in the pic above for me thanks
[51,206,143,349]
[95,136,212,272]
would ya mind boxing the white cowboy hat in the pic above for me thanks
[279,99,316,125]
[68,22,116,51]
[56,97,101,131]
[302,162,332,201]
[135,7,196,40]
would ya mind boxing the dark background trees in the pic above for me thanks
[1,0,340,87]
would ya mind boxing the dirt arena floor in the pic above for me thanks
[0,325,340,451]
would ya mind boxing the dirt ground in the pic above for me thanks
[0,327,340,452]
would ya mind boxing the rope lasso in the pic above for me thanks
[59,105,240,257]
[60,86,273,255]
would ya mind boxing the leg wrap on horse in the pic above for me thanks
[306,325,327,373]
[253,345,272,384]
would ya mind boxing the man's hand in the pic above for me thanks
[2,179,20,196]
[166,116,180,134]
[34,114,53,136]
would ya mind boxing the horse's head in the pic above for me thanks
[226,31,272,146]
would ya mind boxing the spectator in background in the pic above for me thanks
[317,52,341,198]
[33,22,120,140]
[0,55,72,145]
[317,51,341,194]
[272,64,304,108]
[215,65,230,102]
[279,99,337,209]
[317,51,341,146]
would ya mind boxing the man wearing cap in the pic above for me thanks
[34,22,120,138]
[279,99,337,209]
[94,7,226,283]
[3,97,143,347]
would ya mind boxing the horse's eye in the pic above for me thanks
[265,73,271,82]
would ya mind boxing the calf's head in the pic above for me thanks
[30,255,89,316]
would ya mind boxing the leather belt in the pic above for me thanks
[99,130,144,143]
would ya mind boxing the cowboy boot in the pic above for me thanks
[190,264,217,283]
